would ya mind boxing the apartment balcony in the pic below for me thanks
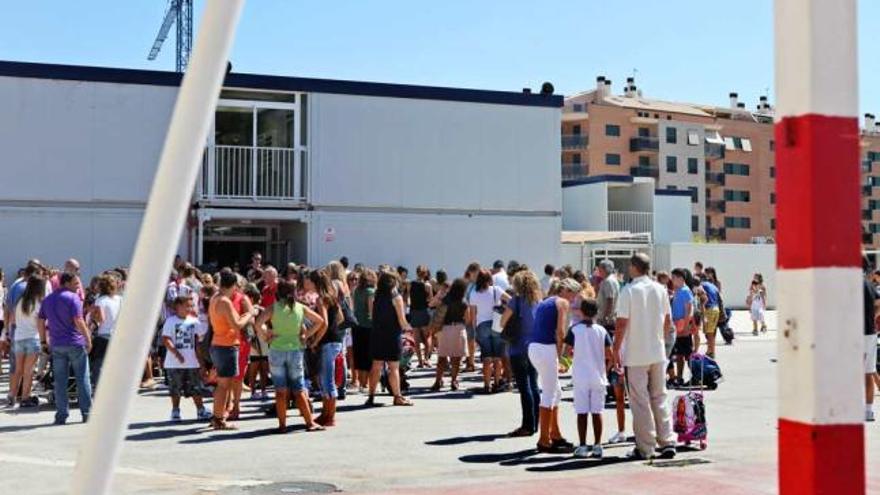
[707,199,727,213]
[863,160,873,173]
[863,185,873,196]
[863,232,875,245]
[863,209,874,221]
[562,163,590,180]
[630,136,660,152]
[705,142,726,160]
[608,211,653,234]
[198,145,307,203]
[707,227,727,240]
[561,134,589,150]
[630,165,659,179]
[705,172,726,186]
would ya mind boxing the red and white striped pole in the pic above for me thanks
[775,0,864,493]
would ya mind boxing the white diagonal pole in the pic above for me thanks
[70,1,245,494]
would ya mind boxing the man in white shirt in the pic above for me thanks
[491,260,510,292]
[612,253,676,460]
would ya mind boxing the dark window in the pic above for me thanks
[770,166,776,178]
[572,153,581,164]
[870,199,880,209]
[724,190,751,202]
[666,115,672,120]
[573,103,584,112]
[666,155,678,172]
[770,192,776,204]
[724,217,752,229]
[733,136,743,149]
[688,157,699,174]
[639,155,651,166]
[771,218,776,230]
[871,224,880,234]
[638,127,650,137]
[689,186,699,204]
[654,113,659,119]
[572,124,582,135]
[606,153,621,165]
[770,140,775,151]
[666,127,677,144]
[692,215,699,232]
[867,151,880,161]
[723,162,750,175]
[606,124,621,137]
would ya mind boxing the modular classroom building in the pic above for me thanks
[0,61,563,278]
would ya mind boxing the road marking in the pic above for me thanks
[0,453,271,489]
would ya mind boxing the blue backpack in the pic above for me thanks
[689,353,722,390]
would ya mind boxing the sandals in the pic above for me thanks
[305,423,325,432]
[507,427,534,438]
[393,396,413,406]
[429,381,443,392]
[450,380,459,391]
[211,417,238,431]
[536,442,571,454]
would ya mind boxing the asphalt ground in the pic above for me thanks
[2,311,879,494]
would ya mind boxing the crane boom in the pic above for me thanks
[147,0,179,61]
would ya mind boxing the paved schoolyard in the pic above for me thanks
[2,311,879,494]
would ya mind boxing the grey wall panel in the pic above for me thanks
[308,211,560,274]
[0,77,176,203]
[309,93,561,213]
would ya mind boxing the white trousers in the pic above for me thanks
[528,343,562,408]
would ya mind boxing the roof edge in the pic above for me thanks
[0,60,563,108]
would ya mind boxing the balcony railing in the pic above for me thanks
[199,145,306,202]
[562,134,589,149]
[707,199,727,213]
[705,142,725,160]
[707,227,727,240]
[705,171,726,186]
[630,165,659,179]
[630,136,660,152]
[608,211,653,234]
[562,163,590,180]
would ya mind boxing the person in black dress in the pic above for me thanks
[366,271,413,406]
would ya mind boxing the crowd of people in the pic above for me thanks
[11,250,870,461]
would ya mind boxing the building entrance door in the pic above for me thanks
[201,223,276,272]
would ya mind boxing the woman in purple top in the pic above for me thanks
[37,273,93,425]
[528,278,581,454]
[500,270,542,437]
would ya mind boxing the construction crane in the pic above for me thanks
[147,0,193,72]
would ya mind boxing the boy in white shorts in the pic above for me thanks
[564,298,612,458]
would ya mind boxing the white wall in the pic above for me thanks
[308,211,561,275]
[0,207,143,280]
[562,183,607,231]
[308,93,561,213]
[653,195,692,244]
[654,243,776,308]
[0,77,176,203]
[608,182,654,212]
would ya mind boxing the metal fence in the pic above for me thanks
[200,145,304,201]
[608,211,653,234]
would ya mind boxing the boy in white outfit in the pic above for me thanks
[564,298,612,458]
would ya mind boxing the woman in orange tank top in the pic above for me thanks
[208,271,254,430]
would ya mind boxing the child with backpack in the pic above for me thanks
[563,298,612,459]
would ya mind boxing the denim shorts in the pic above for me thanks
[13,338,40,356]
[209,345,239,378]
[475,321,505,359]
[269,349,305,392]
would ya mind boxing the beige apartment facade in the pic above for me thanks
[562,76,880,247]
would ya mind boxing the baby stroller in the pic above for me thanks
[39,362,79,406]
[380,331,417,393]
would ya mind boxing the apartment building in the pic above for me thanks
[562,76,880,247]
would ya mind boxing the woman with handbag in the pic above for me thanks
[429,278,468,391]
[467,269,510,394]
[500,270,542,437]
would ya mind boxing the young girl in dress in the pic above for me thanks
[746,275,768,335]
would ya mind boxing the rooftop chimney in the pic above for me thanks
[522,88,532,94]
[624,77,637,98]
[737,102,746,109]
[729,92,739,109]
[867,113,877,133]
[596,76,606,96]
[604,79,612,99]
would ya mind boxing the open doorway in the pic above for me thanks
[198,220,308,272]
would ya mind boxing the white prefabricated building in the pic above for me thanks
[0,61,562,278]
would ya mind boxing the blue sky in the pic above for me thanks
[2,1,878,113]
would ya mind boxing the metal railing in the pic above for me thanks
[630,136,659,152]
[200,145,305,201]
[562,134,589,149]
[707,199,726,213]
[630,165,659,179]
[608,211,653,234]
[705,171,726,186]
[562,163,589,180]
[705,142,725,160]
